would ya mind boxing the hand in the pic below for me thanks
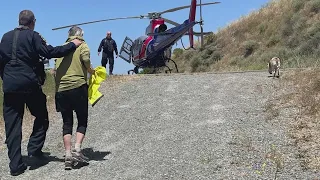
[98,52,100,56]
[50,68,56,75]
[71,39,83,47]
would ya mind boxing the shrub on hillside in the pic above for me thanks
[267,35,281,47]
[173,48,183,58]
[292,0,305,12]
[280,13,294,37]
[241,40,259,57]
[211,51,222,62]
[298,33,320,55]
[305,0,320,14]
[204,33,217,46]
[191,57,201,72]
[183,50,196,61]
[306,22,320,38]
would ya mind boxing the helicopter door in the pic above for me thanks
[119,36,134,63]
[131,36,148,60]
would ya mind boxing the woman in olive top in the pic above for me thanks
[54,26,95,170]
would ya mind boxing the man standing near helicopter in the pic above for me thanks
[98,31,118,75]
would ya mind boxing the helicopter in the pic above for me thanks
[52,0,221,74]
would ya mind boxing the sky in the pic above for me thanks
[0,0,270,75]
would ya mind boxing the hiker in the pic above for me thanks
[54,26,95,170]
[0,10,82,176]
[98,31,118,75]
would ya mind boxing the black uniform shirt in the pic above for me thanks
[0,26,77,93]
[98,37,118,56]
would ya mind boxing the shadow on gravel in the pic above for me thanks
[82,148,111,161]
[22,152,64,170]
[19,149,111,171]
[268,75,280,78]
[71,148,111,170]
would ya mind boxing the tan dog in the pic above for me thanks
[268,57,280,78]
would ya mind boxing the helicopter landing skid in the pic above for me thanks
[164,66,172,73]
[165,59,179,73]
[127,66,139,75]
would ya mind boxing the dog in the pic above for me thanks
[268,57,280,78]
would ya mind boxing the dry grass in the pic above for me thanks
[172,0,320,73]
[265,68,320,170]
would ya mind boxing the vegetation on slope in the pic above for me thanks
[172,0,320,73]
[265,68,320,171]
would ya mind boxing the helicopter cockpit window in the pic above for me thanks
[158,24,167,33]
[132,36,148,58]
[145,24,152,35]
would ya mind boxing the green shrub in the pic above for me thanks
[205,33,217,45]
[191,57,201,72]
[242,40,259,57]
[292,0,305,12]
[211,51,222,62]
[305,0,320,13]
[267,35,281,47]
[173,48,184,58]
[258,23,267,34]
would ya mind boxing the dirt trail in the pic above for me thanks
[0,72,318,179]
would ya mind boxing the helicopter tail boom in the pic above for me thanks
[189,0,197,48]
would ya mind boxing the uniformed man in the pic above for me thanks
[97,31,118,75]
[0,10,83,176]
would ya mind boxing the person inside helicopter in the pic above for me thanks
[158,24,167,33]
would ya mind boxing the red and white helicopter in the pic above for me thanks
[52,0,221,74]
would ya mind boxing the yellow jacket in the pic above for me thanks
[88,66,107,106]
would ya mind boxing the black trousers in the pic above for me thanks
[101,52,114,74]
[3,88,48,172]
[55,84,88,136]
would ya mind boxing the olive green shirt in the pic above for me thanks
[54,36,91,92]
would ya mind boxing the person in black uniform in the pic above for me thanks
[0,10,83,176]
[98,31,118,75]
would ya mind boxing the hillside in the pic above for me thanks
[172,0,320,72]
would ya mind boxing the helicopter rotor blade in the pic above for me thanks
[52,16,144,30]
[162,18,180,26]
[159,2,220,15]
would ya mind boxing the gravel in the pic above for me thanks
[0,72,318,179]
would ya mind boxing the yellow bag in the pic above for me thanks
[88,66,107,106]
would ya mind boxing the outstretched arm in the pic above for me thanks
[33,32,80,59]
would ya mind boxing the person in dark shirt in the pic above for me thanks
[0,10,82,176]
[98,31,118,75]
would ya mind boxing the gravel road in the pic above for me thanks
[0,72,318,179]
